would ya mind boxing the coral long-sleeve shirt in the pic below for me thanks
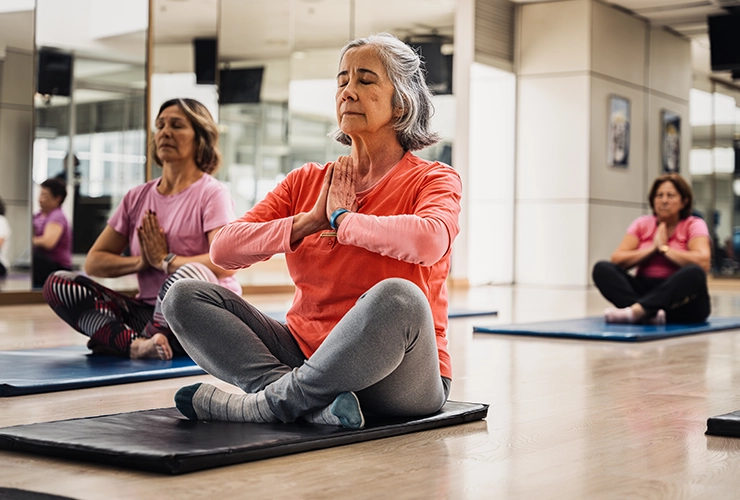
[211,152,462,379]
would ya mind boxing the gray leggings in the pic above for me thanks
[162,277,450,422]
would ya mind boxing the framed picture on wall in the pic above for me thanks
[607,95,630,168]
[661,110,681,173]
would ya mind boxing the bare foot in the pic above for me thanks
[648,309,666,325]
[130,333,173,360]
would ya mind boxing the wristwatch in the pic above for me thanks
[162,252,177,274]
[659,245,669,255]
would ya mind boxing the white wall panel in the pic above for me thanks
[517,75,590,201]
[591,1,646,87]
[515,202,589,286]
[519,0,590,76]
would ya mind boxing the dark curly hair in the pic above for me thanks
[648,173,693,220]
[40,178,68,204]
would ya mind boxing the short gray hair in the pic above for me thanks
[331,33,441,152]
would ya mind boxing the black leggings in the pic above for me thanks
[32,250,71,289]
[592,261,711,323]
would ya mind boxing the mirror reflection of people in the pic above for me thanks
[593,173,711,324]
[32,178,72,288]
[42,98,240,360]
[0,196,10,277]
[162,33,462,429]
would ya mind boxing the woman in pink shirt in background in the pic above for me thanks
[593,173,711,324]
[162,33,462,430]
[42,98,240,360]
[32,178,73,288]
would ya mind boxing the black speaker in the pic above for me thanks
[194,38,217,84]
[219,67,264,104]
[410,42,453,95]
[708,14,740,72]
[37,48,73,96]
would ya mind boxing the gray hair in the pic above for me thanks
[331,33,441,152]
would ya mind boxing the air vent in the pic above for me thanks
[475,0,515,65]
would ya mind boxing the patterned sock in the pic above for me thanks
[175,383,279,423]
[303,392,365,429]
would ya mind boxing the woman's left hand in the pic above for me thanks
[327,155,359,218]
[137,210,169,270]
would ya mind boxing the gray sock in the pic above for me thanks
[175,383,279,423]
[303,392,365,429]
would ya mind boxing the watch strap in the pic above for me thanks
[162,253,176,274]
[330,208,351,231]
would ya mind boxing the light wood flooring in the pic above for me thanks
[3,284,740,499]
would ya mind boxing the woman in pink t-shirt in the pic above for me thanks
[161,34,461,430]
[593,173,711,324]
[42,98,240,359]
[32,178,72,288]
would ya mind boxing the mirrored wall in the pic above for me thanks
[690,81,740,276]
[0,0,456,295]
[0,2,34,292]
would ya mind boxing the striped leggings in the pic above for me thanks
[43,263,219,357]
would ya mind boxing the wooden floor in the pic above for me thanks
[3,284,740,498]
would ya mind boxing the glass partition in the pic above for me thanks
[690,82,740,276]
[32,0,148,288]
[0,2,35,292]
[217,0,455,217]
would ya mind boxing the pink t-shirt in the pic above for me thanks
[108,174,241,304]
[33,207,72,268]
[627,215,710,279]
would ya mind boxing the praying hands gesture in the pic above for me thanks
[137,210,169,271]
[290,156,359,244]
[653,222,668,251]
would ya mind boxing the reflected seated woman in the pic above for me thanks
[592,173,711,324]
[32,178,72,288]
[42,98,240,359]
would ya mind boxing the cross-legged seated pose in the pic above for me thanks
[162,33,462,429]
[43,98,241,359]
[593,173,711,324]
[32,178,72,288]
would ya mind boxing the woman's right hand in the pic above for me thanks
[304,163,335,231]
[289,163,334,244]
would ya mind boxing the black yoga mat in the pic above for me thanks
[706,409,740,438]
[0,487,76,500]
[0,346,204,397]
[473,316,740,342]
[0,401,488,474]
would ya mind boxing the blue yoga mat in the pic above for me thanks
[0,308,496,398]
[473,316,740,341]
[0,346,205,397]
